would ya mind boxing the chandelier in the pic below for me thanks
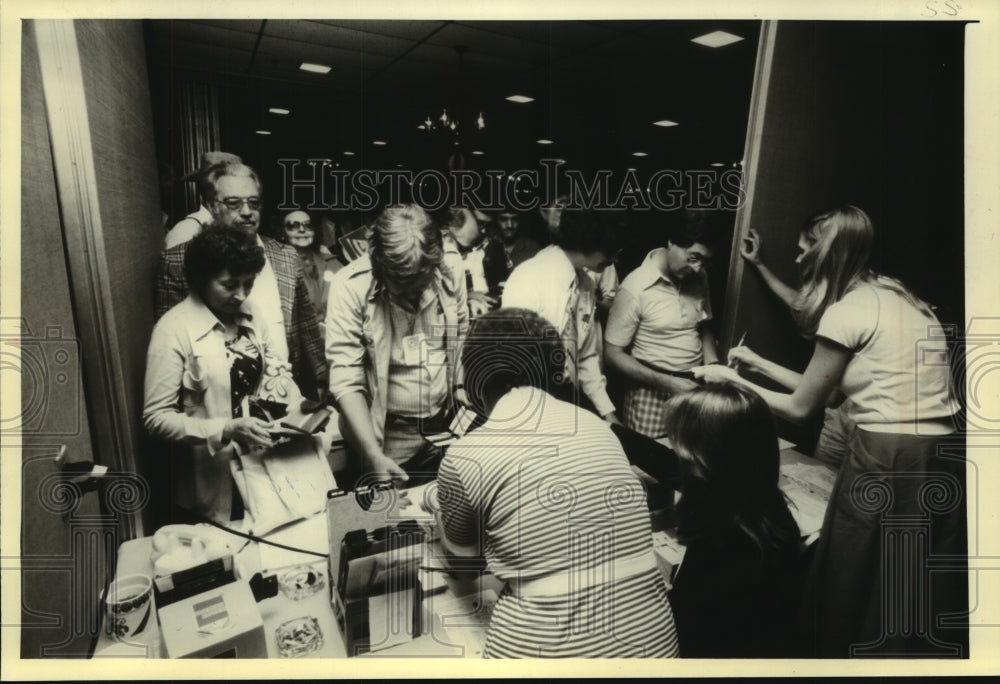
[418,46,485,138]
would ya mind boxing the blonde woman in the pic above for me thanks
[695,205,966,656]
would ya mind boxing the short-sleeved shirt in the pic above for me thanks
[605,248,712,371]
[816,282,958,428]
[437,387,679,658]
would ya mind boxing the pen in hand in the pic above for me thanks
[728,331,747,369]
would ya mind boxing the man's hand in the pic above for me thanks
[467,291,497,318]
[364,452,409,487]
[657,375,698,395]
[692,364,741,384]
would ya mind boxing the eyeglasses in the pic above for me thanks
[217,196,262,211]
[284,221,312,230]
[685,250,711,266]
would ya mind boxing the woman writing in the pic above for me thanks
[695,205,965,656]
[663,383,805,658]
[435,308,679,658]
[738,226,853,467]
[144,225,334,527]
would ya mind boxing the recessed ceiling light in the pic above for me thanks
[269,107,290,115]
[417,124,426,130]
[536,139,554,145]
[299,62,332,74]
[255,130,271,135]
[632,152,648,157]
[691,30,744,48]
[372,140,387,146]
[554,159,566,164]
[396,164,404,168]
[626,167,637,172]
[710,162,726,167]
[653,120,678,127]
[472,150,485,156]
[506,95,535,103]
[343,151,355,156]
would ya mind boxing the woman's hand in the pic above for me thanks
[692,364,742,385]
[739,229,763,266]
[727,345,764,373]
[223,417,275,449]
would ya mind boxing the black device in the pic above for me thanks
[153,556,236,607]
[331,519,426,656]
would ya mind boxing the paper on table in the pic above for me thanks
[258,512,329,572]
[781,462,836,500]
[779,474,829,537]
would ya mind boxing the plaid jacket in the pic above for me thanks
[154,235,328,397]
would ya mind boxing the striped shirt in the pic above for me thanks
[437,387,679,658]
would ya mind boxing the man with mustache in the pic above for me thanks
[604,212,720,437]
[154,161,328,399]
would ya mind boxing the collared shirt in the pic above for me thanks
[250,234,289,361]
[606,248,712,371]
[143,294,301,521]
[502,245,615,417]
[385,288,449,417]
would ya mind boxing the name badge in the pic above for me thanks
[402,333,427,366]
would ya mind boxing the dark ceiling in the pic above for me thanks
[144,18,761,206]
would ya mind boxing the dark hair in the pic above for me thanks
[664,383,800,559]
[555,209,621,257]
[277,209,321,251]
[183,225,265,297]
[666,209,725,250]
[460,308,572,415]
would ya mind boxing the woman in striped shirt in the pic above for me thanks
[436,308,679,658]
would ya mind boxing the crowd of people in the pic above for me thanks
[142,152,965,658]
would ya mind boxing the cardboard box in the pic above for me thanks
[158,581,266,658]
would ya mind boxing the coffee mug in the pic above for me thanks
[105,574,153,640]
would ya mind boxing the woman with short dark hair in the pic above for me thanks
[435,308,679,658]
[663,383,804,658]
[144,225,334,527]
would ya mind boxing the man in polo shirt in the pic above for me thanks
[154,161,328,399]
[604,215,720,437]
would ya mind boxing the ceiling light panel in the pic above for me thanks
[690,30,744,48]
[299,62,332,74]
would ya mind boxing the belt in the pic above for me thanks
[385,407,451,426]
[634,358,699,381]
[509,551,657,598]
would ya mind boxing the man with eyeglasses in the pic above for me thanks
[604,211,721,438]
[502,208,622,424]
[154,161,328,399]
[164,150,242,249]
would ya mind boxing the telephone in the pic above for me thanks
[150,524,238,577]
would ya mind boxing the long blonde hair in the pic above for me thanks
[793,205,933,335]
